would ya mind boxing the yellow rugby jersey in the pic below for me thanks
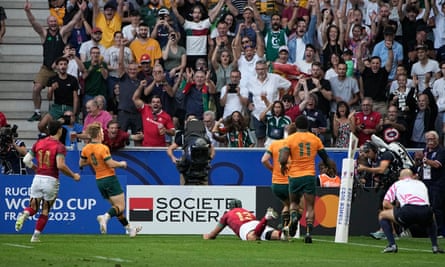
[267,139,289,184]
[283,132,324,177]
[80,143,116,179]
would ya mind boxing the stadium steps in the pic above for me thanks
[0,0,49,147]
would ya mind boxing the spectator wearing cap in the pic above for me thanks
[172,0,225,68]
[264,13,288,62]
[122,9,141,42]
[411,45,440,93]
[234,5,264,49]
[296,44,316,75]
[140,0,163,29]
[79,26,106,62]
[371,26,403,81]
[137,54,154,87]
[150,7,178,49]
[129,23,162,67]
[272,46,301,93]
[92,0,123,48]
[287,1,317,64]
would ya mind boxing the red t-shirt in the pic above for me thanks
[138,104,174,147]
[219,208,257,238]
[0,112,7,127]
[103,129,130,151]
[32,137,66,179]
[355,111,382,146]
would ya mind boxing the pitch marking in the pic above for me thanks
[3,243,34,249]
[313,238,432,253]
[94,256,132,263]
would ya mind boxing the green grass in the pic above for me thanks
[1,234,443,267]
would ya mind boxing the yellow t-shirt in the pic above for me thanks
[130,38,162,67]
[267,139,289,184]
[96,12,122,48]
[283,132,324,177]
[80,142,115,179]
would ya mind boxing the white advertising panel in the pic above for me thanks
[127,186,256,234]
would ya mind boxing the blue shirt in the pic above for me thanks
[372,40,403,80]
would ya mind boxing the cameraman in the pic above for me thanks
[357,141,398,240]
[0,125,28,175]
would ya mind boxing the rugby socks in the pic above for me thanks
[282,211,290,227]
[117,214,130,227]
[290,209,302,222]
[24,207,35,217]
[108,206,119,217]
[35,214,48,232]
[253,217,268,237]
[306,223,313,236]
[380,219,395,245]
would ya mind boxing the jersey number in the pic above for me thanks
[298,142,311,157]
[235,211,254,222]
[90,153,98,166]
[37,150,51,169]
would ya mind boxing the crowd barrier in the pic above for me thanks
[1,148,383,235]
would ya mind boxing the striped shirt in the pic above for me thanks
[384,178,430,207]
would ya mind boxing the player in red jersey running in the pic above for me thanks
[203,199,288,241]
[15,120,80,242]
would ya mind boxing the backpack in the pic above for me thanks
[176,120,211,181]
[371,135,414,188]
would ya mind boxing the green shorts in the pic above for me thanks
[288,175,316,196]
[96,176,123,199]
[49,104,73,120]
[271,183,289,202]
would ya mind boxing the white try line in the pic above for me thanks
[313,238,432,253]
[3,243,34,249]
[93,256,132,263]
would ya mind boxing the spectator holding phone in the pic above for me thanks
[219,69,248,119]
[162,31,186,79]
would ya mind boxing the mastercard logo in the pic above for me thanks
[300,194,339,228]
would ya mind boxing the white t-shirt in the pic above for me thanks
[411,59,440,93]
[220,84,249,119]
[183,18,211,56]
[79,40,106,62]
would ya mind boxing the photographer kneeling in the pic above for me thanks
[0,125,28,175]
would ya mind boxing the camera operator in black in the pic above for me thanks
[357,141,400,194]
[357,141,402,239]
[0,125,28,175]
[166,115,215,185]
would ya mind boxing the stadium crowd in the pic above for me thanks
[7,0,444,150]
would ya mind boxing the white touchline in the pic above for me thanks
[313,238,432,253]
[94,256,132,263]
[3,243,34,249]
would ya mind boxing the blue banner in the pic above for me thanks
[70,148,348,185]
[1,175,127,234]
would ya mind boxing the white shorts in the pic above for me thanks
[30,175,60,201]
[239,220,274,241]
